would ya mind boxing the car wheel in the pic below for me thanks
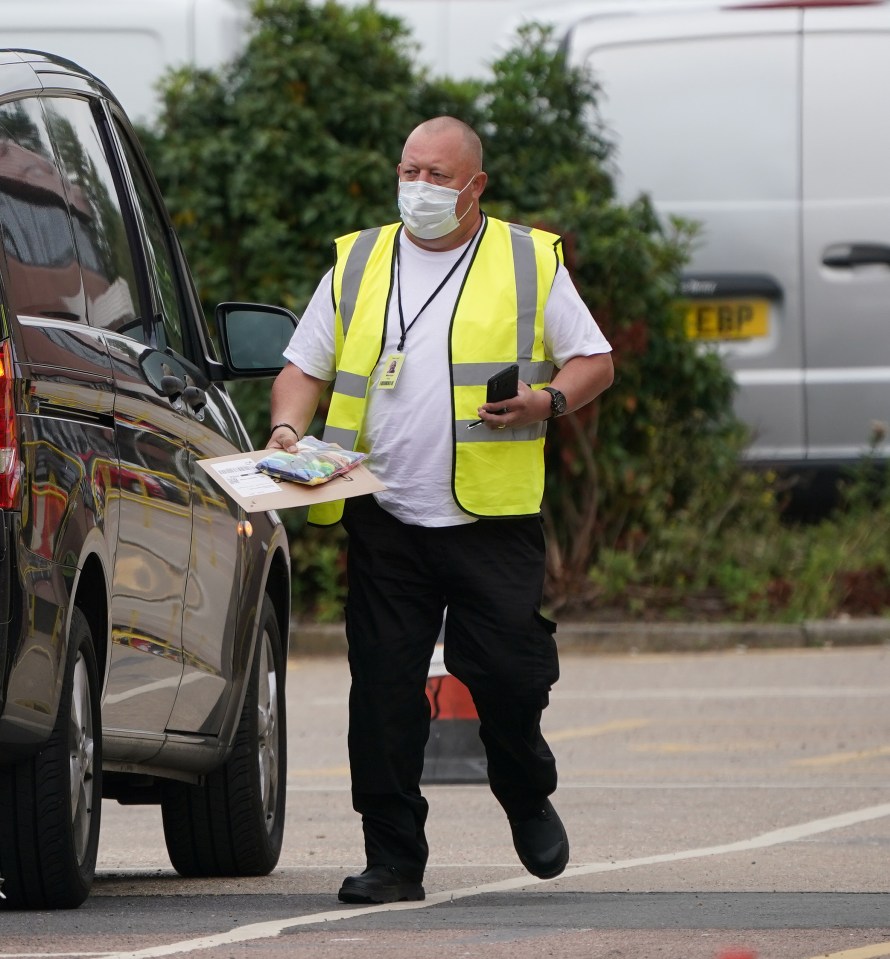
[0,607,102,909]
[161,594,286,876]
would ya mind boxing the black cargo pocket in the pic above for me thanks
[530,609,559,699]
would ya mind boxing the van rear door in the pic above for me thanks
[801,4,890,461]
[564,8,804,463]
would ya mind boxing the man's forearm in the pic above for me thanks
[551,352,615,414]
[268,362,331,449]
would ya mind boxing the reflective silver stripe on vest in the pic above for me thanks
[451,360,554,387]
[333,369,368,399]
[450,227,555,389]
[457,421,547,442]
[513,222,561,258]
[340,227,382,335]
[510,226,539,364]
[322,425,359,450]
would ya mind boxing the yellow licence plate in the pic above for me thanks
[684,299,769,341]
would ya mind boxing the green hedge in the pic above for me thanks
[142,0,890,622]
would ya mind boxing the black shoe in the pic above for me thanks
[509,799,570,879]
[338,865,426,904]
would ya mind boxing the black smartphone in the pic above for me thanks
[486,363,519,403]
[466,364,520,429]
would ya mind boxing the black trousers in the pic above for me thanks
[341,495,560,881]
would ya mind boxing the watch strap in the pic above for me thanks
[542,386,566,418]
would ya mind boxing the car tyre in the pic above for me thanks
[161,595,286,876]
[0,607,102,909]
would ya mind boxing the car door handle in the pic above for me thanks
[160,374,185,401]
[182,385,207,414]
[822,243,890,269]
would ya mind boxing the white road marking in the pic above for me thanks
[553,686,890,701]
[17,801,882,959]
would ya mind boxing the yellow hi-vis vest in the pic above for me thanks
[308,216,564,526]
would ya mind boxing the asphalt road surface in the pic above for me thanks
[1,645,888,959]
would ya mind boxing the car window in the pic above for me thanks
[42,96,143,339]
[0,97,86,323]
[114,119,187,358]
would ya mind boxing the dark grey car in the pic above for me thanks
[0,49,297,909]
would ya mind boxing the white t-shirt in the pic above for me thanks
[284,224,612,527]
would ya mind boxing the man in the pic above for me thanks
[268,116,613,904]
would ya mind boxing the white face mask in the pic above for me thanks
[397,177,476,240]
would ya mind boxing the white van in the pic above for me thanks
[1,0,249,123]
[555,0,890,468]
[338,0,890,469]
[331,0,570,78]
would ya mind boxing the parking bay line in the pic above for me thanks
[792,745,890,768]
[69,801,890,959]
[546,718,650,742]
[815,945,890,959]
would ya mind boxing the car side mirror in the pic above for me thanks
[215,302,298,378]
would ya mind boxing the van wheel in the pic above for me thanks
[161,595,286,876]
[0,607,102,909]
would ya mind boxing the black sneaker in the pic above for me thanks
[509,799,570,879]
[337,865,426,904]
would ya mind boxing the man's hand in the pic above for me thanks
[476,380,550,430]
[268,424,300,451]
[476,352,614,430]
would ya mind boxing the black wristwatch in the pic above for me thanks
[542,386,568,418]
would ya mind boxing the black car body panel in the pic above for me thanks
[0,50,294,797]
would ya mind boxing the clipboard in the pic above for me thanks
[197,449,385,513]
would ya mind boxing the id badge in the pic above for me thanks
[377,353,405,390]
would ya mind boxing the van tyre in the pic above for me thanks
[161,595,286,876]
[0,607,102,910]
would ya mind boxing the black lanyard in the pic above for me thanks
[395,230,477,352]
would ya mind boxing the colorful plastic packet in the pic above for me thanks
[256,437,367,486]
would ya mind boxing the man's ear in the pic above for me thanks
[472,171,488,199]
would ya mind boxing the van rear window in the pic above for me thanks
[0,98,86,323]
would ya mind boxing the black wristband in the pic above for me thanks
[270,422,300,440]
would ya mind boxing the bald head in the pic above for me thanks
[402,116,483,171]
